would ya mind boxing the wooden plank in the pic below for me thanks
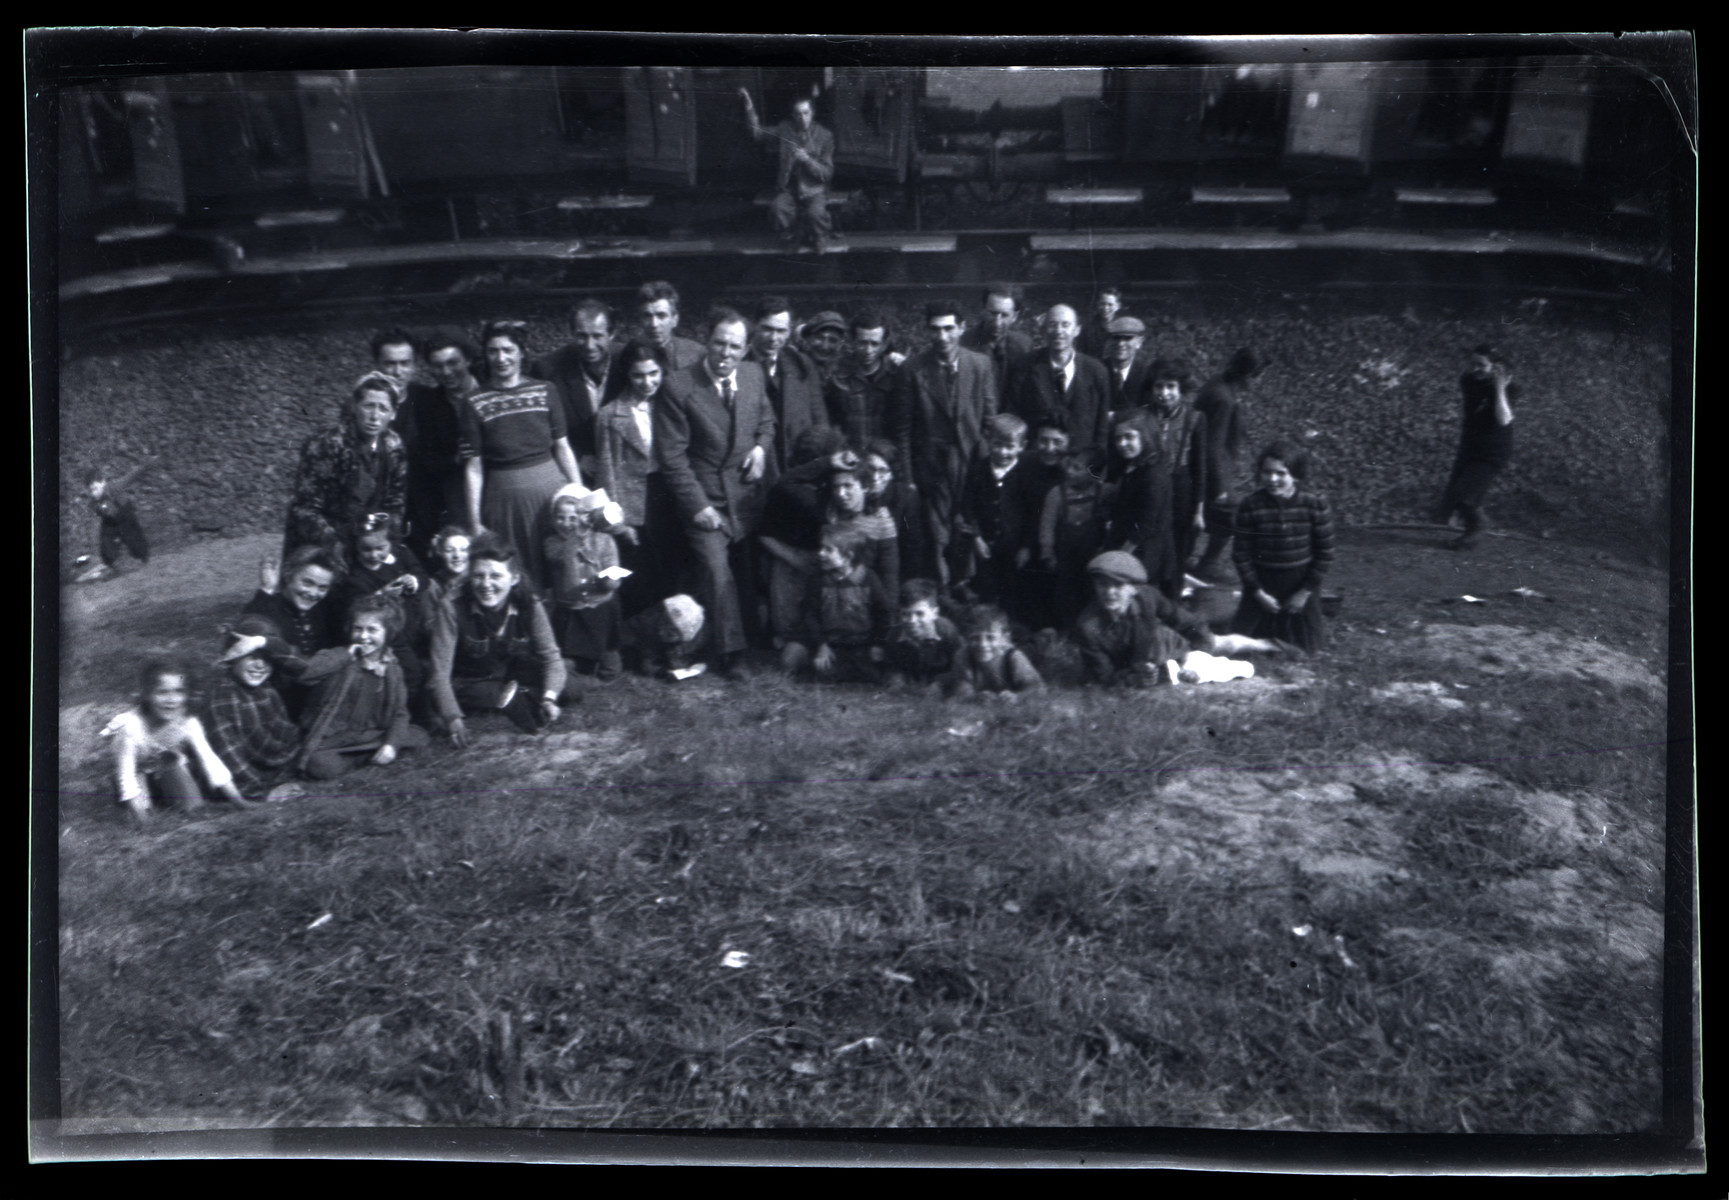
[557,194,655,211]
[1191,186,1290,204]
[255,209,347,228]
[95,223,177,244]
[1046,187,1143,205]
[1395,188,1497,206]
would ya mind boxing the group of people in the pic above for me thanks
[109,276,1530,824]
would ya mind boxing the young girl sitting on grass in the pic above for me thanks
[334,521,430,698]
[102,656,248,824]
[206,616,305,803]
[943,604,1044,698]
[293,594,431,780]
[543,484,626,682]
[1231,440,1335,654]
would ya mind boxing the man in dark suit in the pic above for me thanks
[1006,304,1112,457]
[634,281,707,372]
[655,310,776,677]
[395,328,481,560]
[746,295,829,474]
[1101,315,1155,418]
[896,300,998,588]
[961,283,1034,395]
[528,298,625,481]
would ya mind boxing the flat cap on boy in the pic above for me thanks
[1086,550,1148,585]
[1105,316,1147,337]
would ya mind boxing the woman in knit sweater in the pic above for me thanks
[1231,440,1335,653]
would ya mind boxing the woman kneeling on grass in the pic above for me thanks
[102,656,249,824]
[427,539,568,746]
[1231,440,1335,654]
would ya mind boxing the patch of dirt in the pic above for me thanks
[1418,623,1665,693]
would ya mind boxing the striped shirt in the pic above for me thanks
[1231,487,1335,593]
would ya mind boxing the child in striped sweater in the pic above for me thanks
[1230,441,1335,653]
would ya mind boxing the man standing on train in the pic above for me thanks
[739,88,839,254]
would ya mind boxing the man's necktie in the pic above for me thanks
[721,378,735,408]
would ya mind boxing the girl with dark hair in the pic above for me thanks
[292,593,431,780]
[860,437,927,588]
[427,539,568,746]
[458,321,583,587]
[1103,411,1179,599]
[1231,441,1335,653]
[595,339,681,617]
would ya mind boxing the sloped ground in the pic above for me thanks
[45,524,1679,1134]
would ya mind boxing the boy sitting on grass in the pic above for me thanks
[779,526,893,684]
[1072,551,1209,688]
[884,578,964,688]
[943,604,1045,698]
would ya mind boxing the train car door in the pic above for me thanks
[296,72,371,197]
[1500,58,1595,170]
[624,66,698,187]
[1284,63,1379,168]
[831,67,915,183]
[126,79,185,216]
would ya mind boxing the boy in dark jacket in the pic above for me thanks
[779,526,892,683]
[955,412,1044,624]
[884,578,964,687]
[1072,551,1210,688]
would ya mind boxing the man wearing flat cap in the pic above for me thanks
[799,311,849,384]
[1101,315,1154,417]
[1073,550,1209,687]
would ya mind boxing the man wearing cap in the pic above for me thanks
[824,309,901,449]
[962,284,1034,394]
[799,311,848,384]
[1077,287,1125,362]
[1006,304,1112,456]
[1101,315,1154,417]
[1072,550,1208,687]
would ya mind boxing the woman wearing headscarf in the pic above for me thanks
[283,370,409,564]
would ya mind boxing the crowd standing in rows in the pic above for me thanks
[99,277,1525,822]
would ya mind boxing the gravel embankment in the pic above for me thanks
[55,292,1672,569]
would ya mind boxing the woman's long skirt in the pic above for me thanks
[481,458,569,588]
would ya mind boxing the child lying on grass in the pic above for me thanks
[884,578,963,688]
[102,656,248,824]
[629,594,712,681]
[943,604,1044,698]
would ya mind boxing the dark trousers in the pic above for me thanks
[686,525,758,657]
[1434,458,1505,533]
[99,512,150,566]
[771,189,833,244]
[303,726,431,780]
[1195,499,1236,573]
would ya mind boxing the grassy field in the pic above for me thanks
[48,526,1675,1134]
